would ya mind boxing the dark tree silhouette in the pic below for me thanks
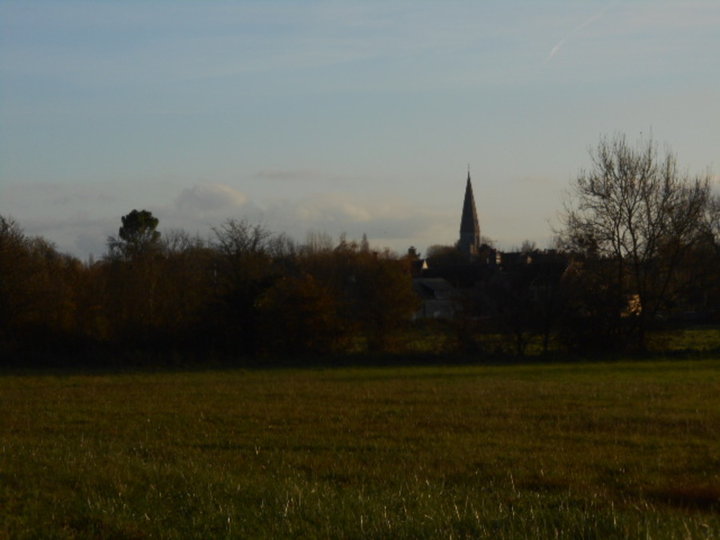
[102,210,164,342]
[107,209,161,260]
[558,134,712,350]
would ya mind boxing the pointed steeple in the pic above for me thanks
[458,170,481,257]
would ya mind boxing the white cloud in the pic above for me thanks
[710,176,720,195]
[2,182,119,212]
[254,169,318,181]
[0,177,561,260]
[290,195,372,223]
[260,193,455,255]
[19,215,117,260]
[175,184,248,216]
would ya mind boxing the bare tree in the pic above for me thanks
[558,134,712,349]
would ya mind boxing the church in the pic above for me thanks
[457,171,482,258]
[452,170,501,267]
[412,171,566,319]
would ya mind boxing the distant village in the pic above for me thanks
[410,173,567,321]
[3,139,717,360]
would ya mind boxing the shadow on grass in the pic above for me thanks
[647,484,720,511]
[2,342,720,377]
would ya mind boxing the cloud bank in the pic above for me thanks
[1,181,457,260]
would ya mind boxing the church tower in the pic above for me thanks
[457,170,481,257]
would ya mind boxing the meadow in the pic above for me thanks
[1,358,719,538]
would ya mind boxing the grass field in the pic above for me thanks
[1,359,719,538]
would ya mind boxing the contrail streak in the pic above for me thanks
[544,6,613,64]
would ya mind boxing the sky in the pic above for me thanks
[1,1,719,260]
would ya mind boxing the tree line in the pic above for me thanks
[0,211,420,363]
[1,134,719,364]
[424,135,719,355]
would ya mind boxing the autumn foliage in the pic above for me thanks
[0,213,419,363]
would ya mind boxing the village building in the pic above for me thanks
[413,171,568,319]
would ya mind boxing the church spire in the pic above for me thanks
[458,169,481,257]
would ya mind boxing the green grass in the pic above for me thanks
[405,323,720,357]
[650,326,720,352]
[1,359,719,538]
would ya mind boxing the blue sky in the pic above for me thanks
[1,1,718,259]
